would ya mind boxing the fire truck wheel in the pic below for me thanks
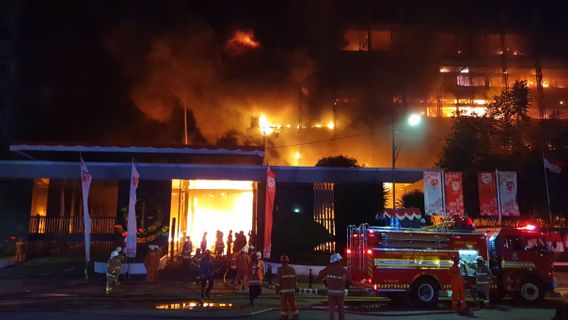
[411,277,439,307]
[519,278,544,303]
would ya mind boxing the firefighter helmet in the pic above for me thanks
[256,251,262,259]
[280,255,290,263]
[110,251,119,259]
[115,246,122,253]
[330,253,342,263]
[476,256,485,262]
[241,246,247,253]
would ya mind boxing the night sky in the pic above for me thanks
[5,0,568,145]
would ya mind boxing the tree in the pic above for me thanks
[485,80,530,153]
[398,189,425,214]
[315,155,359,167]
[437,116,493,171]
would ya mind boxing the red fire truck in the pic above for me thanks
[346,223,554,306]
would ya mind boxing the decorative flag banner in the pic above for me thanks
[497,171,520,217]
[444,171,464,215]
[544,154,563,174]
[126,162,140,258]
[423,170,444,215]
[478,172,498,216]
[80,158,92,262]
[263,168,276,259]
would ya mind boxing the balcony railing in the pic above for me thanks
[28,216,116,234]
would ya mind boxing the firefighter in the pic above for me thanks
[227,230,233,255]
[248,251,263,306]
[236,246,251,290]
[319,253,350,320]
[144,244,161,283]
[199,250,214,299]
[278,255,298,320]
[15,237,25,265]
[105,250,123,295]
[228,249,239,288]
[449,257,467,312]
[182,236,193,273]
[473,256,492,306]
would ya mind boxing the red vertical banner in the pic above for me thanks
[444,171,464,215]
[478,172,498,216]
[263,168,276,259]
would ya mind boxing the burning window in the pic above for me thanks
[225,30,260,55]
[170,179,254,253]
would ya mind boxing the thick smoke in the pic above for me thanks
[105,17,316,150]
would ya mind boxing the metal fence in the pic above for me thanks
[28,216,116,234]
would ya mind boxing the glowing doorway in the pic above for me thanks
[170,179,254,254]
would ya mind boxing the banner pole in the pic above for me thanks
[495,169,502,226]
[542,152,553,223]
[441,169,446,216]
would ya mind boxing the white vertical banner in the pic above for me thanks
[497,171,520,217]
[423,170,444,215]
[80,158,92,262]
[126,162,140,258]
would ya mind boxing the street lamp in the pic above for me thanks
[391,113,422,209]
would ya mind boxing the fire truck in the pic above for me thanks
[346,223,554,306]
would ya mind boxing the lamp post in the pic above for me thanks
[391,113,422,209]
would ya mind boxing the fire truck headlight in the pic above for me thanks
[346,249,352,255]
[366,249,372,255]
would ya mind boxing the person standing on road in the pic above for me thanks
[199,250,214,299]
[319,253,350,320]
[182,236,193,274]
[278,255,299,320]
[248,252,263,306]
[215,230,225,256]
[473,256,492,306]
[227,230,233,255]
[236,246,251,290]
[449,256,467,312]
[15,237,25,265]
[105,250,124,295]
[229,250,239,288]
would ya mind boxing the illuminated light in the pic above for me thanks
[368,278,372,284]
[458,249,479,256]
[473,99,487,105]
[326,121,335,129]
[293,207,301,214]
[180,179,253,252]
[560,101,564,105]
[439,66,451,73]
[346,248,352,255]
[353,234,358,238]
[368,230,374,234]
[294,151,302,161]
[543,82,550,88]
[518,224,537,231]
[314,123,323,128]
[259,114,273,135]
[366,249,372,255]
[286,124,291,128]
[460,67,469,74]
[407,113,422,127]
[373,284,378,290]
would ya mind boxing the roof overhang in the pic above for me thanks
[0,160,425,184]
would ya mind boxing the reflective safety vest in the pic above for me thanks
[248,262,261,286]
[106,256,123,276]
[278,264,297,294]
[319,263,350,296]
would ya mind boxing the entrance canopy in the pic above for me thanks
[0,160,424,184]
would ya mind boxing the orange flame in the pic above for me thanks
[226,30,260,55]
